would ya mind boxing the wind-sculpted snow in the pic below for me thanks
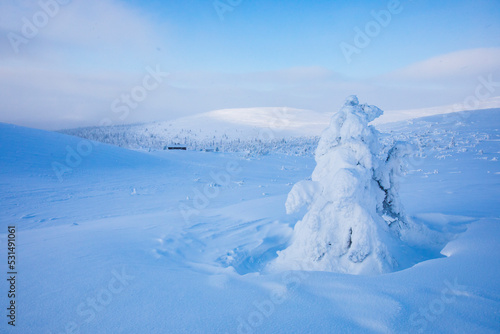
[285,180,321,214]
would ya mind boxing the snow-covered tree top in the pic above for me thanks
[343,95,383,123]
[316,95,383,158]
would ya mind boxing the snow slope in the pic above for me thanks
[373,96,500,125]
[1,107,499,333]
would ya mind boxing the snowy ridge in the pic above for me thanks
[374,96,500,125]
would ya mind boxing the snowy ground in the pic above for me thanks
[1,108,499,333]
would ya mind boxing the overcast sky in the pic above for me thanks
[1,0,499,130]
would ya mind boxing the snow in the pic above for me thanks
[372,96,500,125]
[1,105,500,333]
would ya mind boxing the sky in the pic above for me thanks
[0,0,499,130]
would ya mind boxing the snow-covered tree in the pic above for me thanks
[272,96,414,275]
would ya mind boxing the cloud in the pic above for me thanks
[168,67,342,91]
[0,0,499,133]
[0,0,169,129]
[0,0,163,65]
[379,48,500,84]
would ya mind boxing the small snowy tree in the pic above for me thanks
[273,96,414,274]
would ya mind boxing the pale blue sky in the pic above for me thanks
[0,0,499,129]
[119,0,500,74]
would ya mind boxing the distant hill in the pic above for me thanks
[58,105,500,155]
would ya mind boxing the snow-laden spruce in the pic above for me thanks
[272,96,415,275]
